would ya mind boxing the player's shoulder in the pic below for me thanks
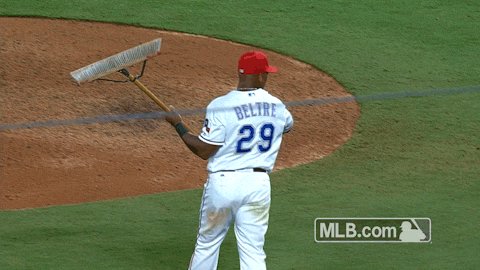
[207,90,239,108]
[259,89,285,105]
[257,89,283,103]
[206,89,286,110]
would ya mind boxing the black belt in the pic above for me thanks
[216,168,267,173]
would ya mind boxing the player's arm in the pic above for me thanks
[165,109,220,160]
[177,129,220,160]
[283,107,294,134]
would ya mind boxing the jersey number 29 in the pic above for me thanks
[236,124,275,153]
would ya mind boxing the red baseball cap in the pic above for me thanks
[238,51,278,74]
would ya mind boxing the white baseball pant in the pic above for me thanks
[188,170,271,270]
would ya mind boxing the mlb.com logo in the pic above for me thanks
[314,218,431,243]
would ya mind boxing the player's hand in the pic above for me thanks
[165,105,183,126]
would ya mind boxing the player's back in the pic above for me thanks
[199,88,293,173]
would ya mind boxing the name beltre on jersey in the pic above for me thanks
[234,102,277,120]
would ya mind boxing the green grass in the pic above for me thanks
[0,192,200,269]
[1,0,479,269]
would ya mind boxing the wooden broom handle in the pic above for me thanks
[126,73,192,131]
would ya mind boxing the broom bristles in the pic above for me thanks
[70,38,162,84]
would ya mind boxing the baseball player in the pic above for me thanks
[165,51,293,270]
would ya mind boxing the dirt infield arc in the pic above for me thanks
[0,17,360,210]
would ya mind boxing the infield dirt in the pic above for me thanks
[0,17,359,209]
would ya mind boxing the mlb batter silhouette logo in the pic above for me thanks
[399,221,427,242]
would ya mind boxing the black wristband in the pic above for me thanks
[174,122,188,137]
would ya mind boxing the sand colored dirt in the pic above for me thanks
[0,17,359,209]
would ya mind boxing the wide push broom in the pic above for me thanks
[70,38,190,130]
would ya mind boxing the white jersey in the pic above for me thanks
[199,88,293,173]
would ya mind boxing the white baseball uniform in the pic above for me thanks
[188,88,293,270]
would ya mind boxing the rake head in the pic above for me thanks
[70,38,162,84]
